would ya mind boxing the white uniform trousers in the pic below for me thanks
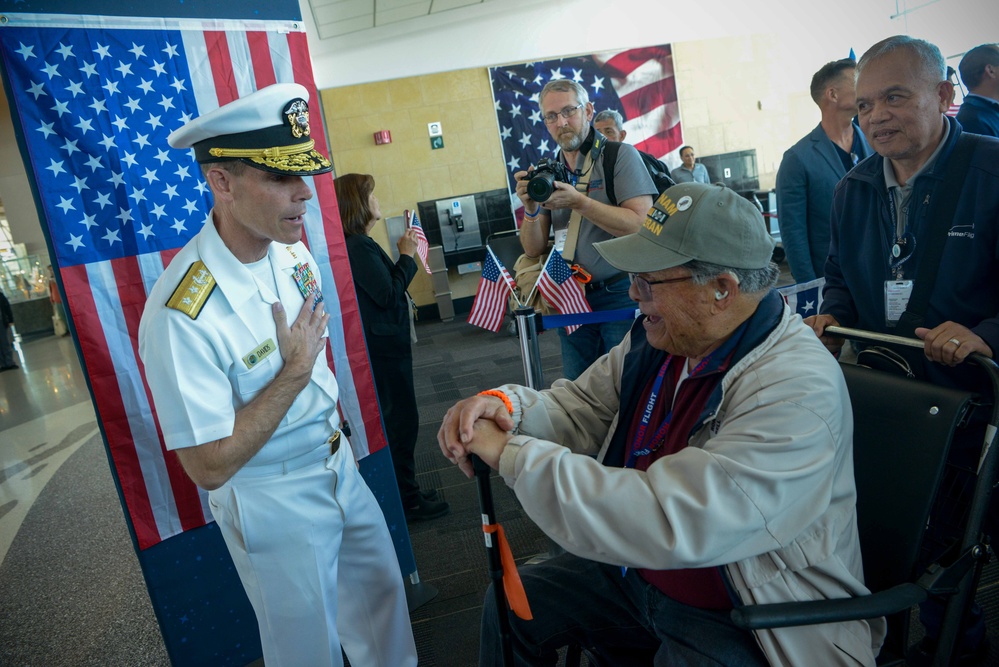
[208,440,417,667]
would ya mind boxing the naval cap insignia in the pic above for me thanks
[284,99,311,139]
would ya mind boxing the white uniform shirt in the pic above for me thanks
[139,213,339,468]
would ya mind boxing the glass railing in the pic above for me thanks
[1,255,49,304]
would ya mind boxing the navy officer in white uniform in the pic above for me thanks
[139,83,417,667]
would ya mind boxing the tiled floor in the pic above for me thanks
[0,332,100,564]
[4,299,999,666]
[0,331,171,665]
[0,316,562,667]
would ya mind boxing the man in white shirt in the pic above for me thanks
[138,83,417,667]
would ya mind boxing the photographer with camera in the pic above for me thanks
[515,79,656,380]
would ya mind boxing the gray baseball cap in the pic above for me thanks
[594,183,774,273]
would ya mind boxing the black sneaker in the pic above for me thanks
[405,496,450,522]
[420,488,440,501]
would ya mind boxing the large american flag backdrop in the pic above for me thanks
[1,11,415,660]
[489,44,683,217]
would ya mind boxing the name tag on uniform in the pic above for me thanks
[884,280,913,325]
[243,338,276,369]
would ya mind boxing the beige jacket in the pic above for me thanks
[497,303,886,666]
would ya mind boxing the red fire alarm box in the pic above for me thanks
[374,130,392,145]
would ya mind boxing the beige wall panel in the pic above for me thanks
[319,35,854,305]
[320,66,511,307]
[417,164,455,199]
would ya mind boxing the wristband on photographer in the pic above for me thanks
[477,389,514,415]
[522,207,540,221]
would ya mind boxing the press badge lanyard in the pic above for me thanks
[556,147,597,260]
[883,190,919,326]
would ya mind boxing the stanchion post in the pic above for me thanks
[514,307,544,390]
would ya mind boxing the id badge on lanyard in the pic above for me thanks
[884,280,913,325]
[553,227,567,252]
[553,168,581,252]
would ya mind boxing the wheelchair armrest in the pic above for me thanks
[917,543,989,597]
[730,583,927,630]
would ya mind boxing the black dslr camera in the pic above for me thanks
[526,158,571,202]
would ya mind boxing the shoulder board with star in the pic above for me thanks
[166,260,216,320]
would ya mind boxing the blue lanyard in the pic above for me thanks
[620,354,706,578]
[625,359,672,468]
[625,355,711,469]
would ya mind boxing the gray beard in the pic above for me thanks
[557,129,584,152]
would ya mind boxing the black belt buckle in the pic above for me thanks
[328,430,341,456]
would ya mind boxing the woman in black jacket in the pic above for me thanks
[334,173,448,521]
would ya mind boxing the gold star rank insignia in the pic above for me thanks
[166,260,216,319]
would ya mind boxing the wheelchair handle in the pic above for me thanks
[824,325,924,349]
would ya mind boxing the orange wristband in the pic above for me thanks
[478,389,513,415]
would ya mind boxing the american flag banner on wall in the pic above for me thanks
[0,14,386,550]
[489,44,682,217]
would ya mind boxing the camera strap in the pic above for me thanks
[563,135,603,263]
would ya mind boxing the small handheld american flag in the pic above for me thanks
[468,246,516,332]
[537,248,591,334]
[406,209,431,274]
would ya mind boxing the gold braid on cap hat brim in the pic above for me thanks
[208,139,332,173]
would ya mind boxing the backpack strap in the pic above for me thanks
[602,140,621,207]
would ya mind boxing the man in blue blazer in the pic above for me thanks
[957,43,999,138]
[776,59,872,283]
